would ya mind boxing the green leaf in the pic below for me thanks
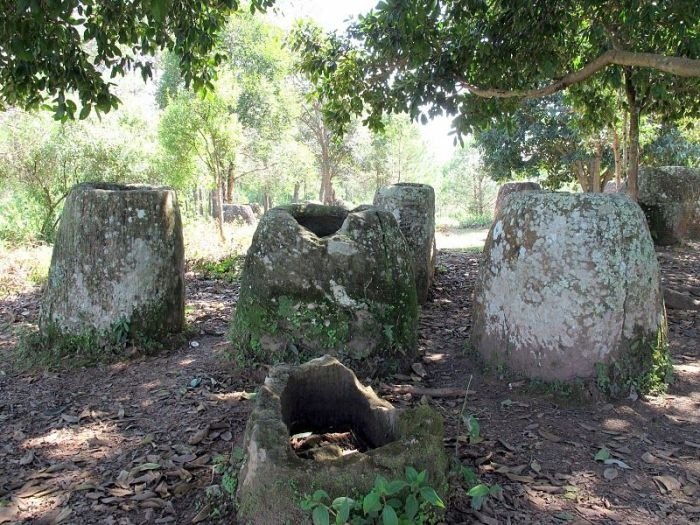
[313,489,330,503]
[332,497,353,523]
[470,494,485,510]
[405,466,418,483]
[363,490,381,515]
[404,493,418,520]
[374,475,388,493]
[312,505,330,525]
[594,447,611,462]
[78,104,91,120]
[467,484,490,498]
[382,505,399,525]
[150,0,170,21]
[419,486,444,508]
[385,479,408,495]
[461,466,479,487]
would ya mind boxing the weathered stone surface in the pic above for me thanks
[494,182,542,215]
[230,203,418,376]
[40,183,184,341]
[374,183,436,303]
[223,203,256,225]
[472,192,666,384]
[636,166,700,245]
[247,202,263,217]
[237,356,448,525]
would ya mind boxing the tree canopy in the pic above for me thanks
[291,0,700,198]
[0,0,274,118]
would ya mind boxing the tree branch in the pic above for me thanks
[459,50,700,99]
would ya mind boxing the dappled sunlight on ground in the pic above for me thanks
[435,226,489,251]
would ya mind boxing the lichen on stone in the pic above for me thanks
[236,356,448,525]
[374,183,436,304]
[472,191,668,394]
[229,203,418,376]
[38,183,185,356]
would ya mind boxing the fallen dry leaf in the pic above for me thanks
[603,468,619,480]
[538,429,562,442]
[19,450,34,466]
[188,425,210,445]
[654,475,681,492]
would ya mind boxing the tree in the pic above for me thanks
[440,141,496,222]
[158,82,241,239]
[0,0,274,118]
[362,113,432,189]
[474,94,615,192]
[0,109,152,241]
[291,1,700,200]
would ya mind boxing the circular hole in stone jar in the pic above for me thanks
[280,363,397,461]
[291,205,348,238]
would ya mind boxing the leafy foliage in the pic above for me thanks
[301,467,444,525]
[459,466,502,511]
[0,0,275,118]
[0,110,154,242]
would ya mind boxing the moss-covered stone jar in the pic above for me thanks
[230,203,418,376]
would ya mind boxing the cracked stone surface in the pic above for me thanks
[494,182,542,216]
[230,203,418,376]
[374,183,436,303]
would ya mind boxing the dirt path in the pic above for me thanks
[0,244,698,524]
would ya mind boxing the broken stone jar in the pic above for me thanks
[230,203,418,376]
[236,356,448,525]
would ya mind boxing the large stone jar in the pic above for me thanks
[374,183,436,303]
[636,166,700,245]
[230,203,418,376]
[472,192,668,393]
[493,181,541,216]
[40,183,185,344]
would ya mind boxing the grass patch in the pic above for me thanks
[0,241,52,298]
[189,254,245,283]
[15,322,192,371]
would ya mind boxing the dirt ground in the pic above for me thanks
[0,242,698,525]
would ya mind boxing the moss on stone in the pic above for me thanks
[595,322,672,397]
[229,204,418,377]
[235,357,448,524]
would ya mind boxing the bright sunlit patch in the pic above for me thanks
[600,418,631,433]
[22,422,122,462]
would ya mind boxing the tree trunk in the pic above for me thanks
[263,192,272,212]
[591,142,603,192]
[611,125,623,190]
[293,182,300,202]
[211,185,225,242]
[624,71,640,201]
[573,161,590,192]
[226,163,235,203]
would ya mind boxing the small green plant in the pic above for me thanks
[301,467,444,525]
[594,325,673,398]
[463,414,482,444]
[459,465,502,511]
[190,254,245,283]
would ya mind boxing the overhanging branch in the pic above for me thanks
[459,50,700,99]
